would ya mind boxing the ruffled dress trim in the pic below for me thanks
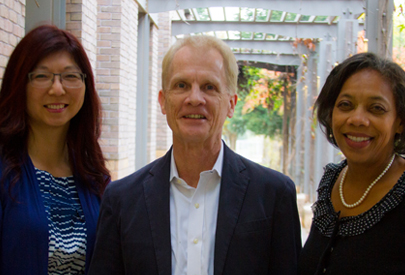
[312,160,405,237]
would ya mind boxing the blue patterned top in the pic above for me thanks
[36,168,87,274]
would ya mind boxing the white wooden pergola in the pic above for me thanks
[26,0,394,198]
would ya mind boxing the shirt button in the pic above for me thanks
[330,247,334,252]
[193,238,198,244]
[323,268,326,273]
[195,203,200,209]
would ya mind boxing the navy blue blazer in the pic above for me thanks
[89,144,301,274]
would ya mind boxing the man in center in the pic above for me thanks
[89,35,301,275]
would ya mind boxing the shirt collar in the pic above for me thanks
[170,141,224,182]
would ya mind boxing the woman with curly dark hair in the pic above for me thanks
[0,25,110,274]
[299,52,405,274]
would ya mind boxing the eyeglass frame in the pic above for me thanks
[27,72,87,89]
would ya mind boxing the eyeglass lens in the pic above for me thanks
[29,72,85,88]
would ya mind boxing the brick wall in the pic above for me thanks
[66,0,98,69]
[97,0,138,180]
[148,23,158,162]
[156,11,172,158]
[0,0,25,85]
[119,0,138,177]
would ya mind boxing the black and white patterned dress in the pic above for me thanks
[36,168,87,274]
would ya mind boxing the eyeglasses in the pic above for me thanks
[28,72,86,88]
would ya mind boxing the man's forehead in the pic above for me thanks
[171,46,223,67]
[169,69,222,83]
[174,45,222,59]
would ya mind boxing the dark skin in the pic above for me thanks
[329,69,405,217]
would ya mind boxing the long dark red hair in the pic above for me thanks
[0,25,110,197]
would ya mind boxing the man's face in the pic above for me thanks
[158,46,237,146]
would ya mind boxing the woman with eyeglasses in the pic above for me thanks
[0,25,110,274]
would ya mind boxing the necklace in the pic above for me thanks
[339,154,396,208]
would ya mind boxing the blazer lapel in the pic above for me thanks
[143,149,172,275]
[214,144,250,275]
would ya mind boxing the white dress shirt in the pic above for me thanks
[169,144,223,275]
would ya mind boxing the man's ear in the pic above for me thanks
[227,94,238,118]
[158,90,166,115]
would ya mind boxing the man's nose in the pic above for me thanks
[186,84,206,106]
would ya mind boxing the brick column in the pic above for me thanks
[66,0,97,73]
[0,0,25,85]
[156,11,172,158]
[148,23,158,162]
[97,0,138,180]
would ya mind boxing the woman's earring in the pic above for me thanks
[395,137,401,146]
[329,134,333,138]
[394,133,401,146]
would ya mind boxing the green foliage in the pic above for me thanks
[270,10,283,21]
[314,16,328,22]
[241,8,255,21]
[266,34,277,40]
[256,9,268,21]
[196,8,209,20]
[300,15,311,22]
[225,100,247,136]
[243,105,283,138]
[224,66,288,140]
[395,2,405,38]
[285,13,297,22]
[242,66,262,88]
[254,32,265,40]
[393,1,405,68]
[241,32,253,39]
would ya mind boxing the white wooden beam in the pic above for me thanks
[148,0,365,16]
[172,20,339,38]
